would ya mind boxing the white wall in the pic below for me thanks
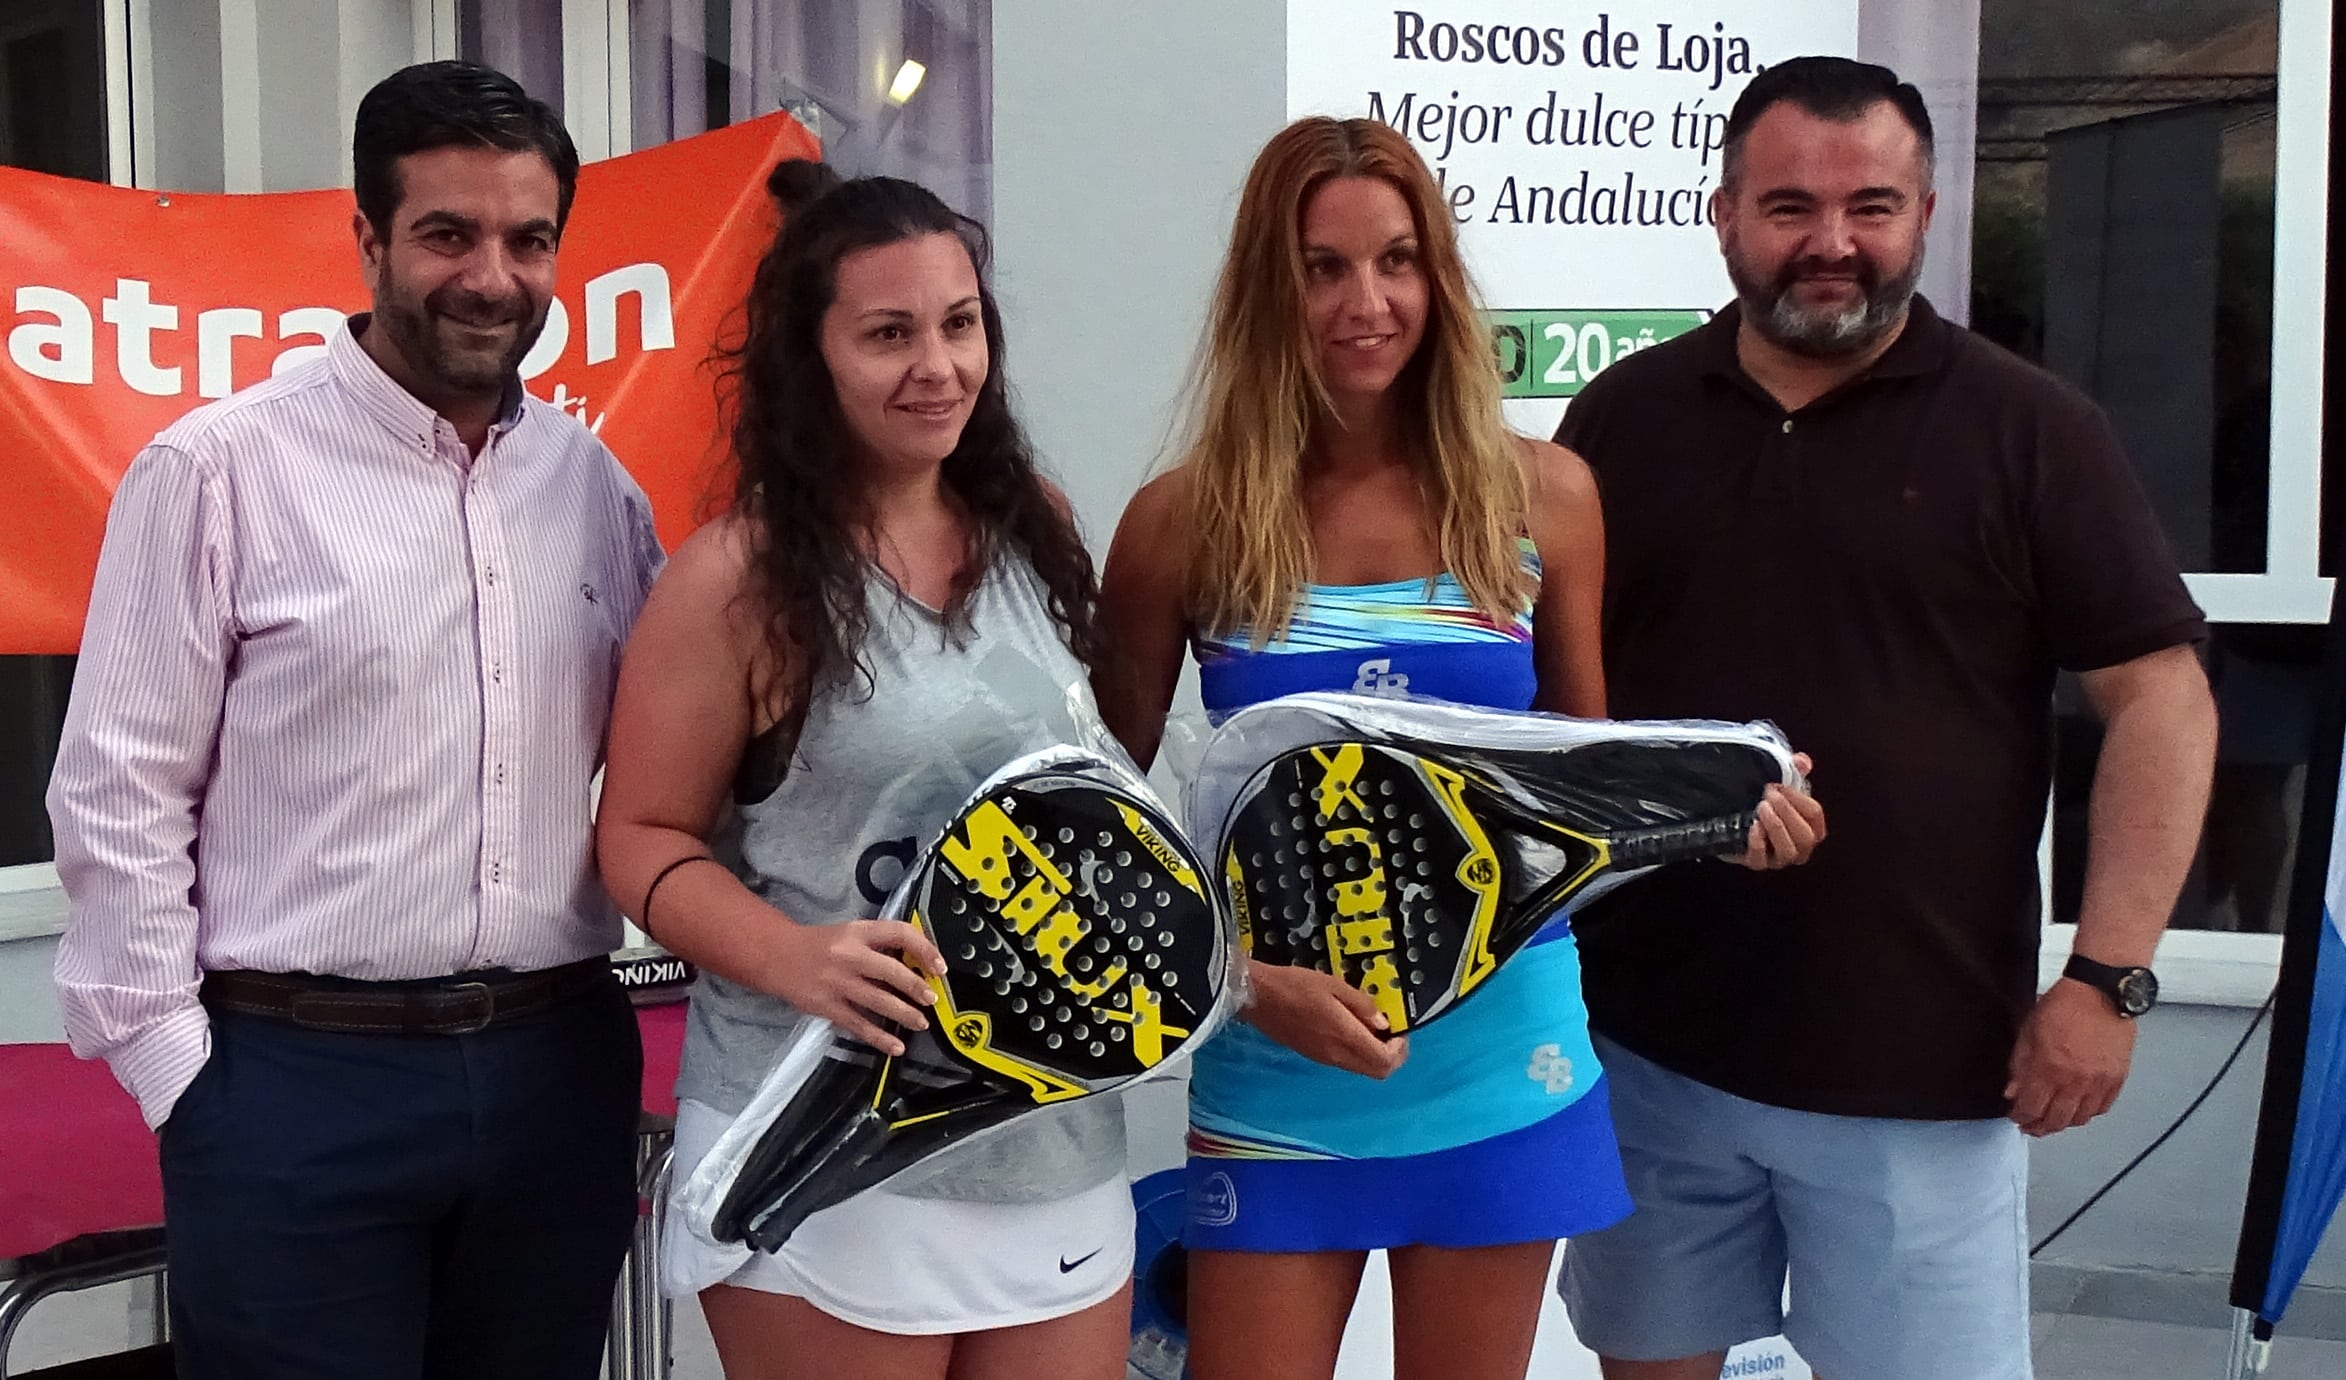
[991,6,1288,1332]
[0,935,62,1044]
[1860,0,1980,324]
[989,0,1286,555]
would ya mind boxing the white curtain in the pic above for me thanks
[460,0,567,115]
[630,0,991,224]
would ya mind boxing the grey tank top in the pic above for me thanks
[676,558,1128,1203]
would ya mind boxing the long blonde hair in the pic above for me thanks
[1184,116,1531,641]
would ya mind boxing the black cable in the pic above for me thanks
[2030,986,2279,1258]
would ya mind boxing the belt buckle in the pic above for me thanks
[439,981,496,1035]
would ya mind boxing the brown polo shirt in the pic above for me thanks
[1557,295,2206,1120]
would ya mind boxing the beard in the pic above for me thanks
[1725,233,1925,360]
[372,262,548,399]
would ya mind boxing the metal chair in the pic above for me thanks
[0,1231,168,1377]
[603,1113,678,1380]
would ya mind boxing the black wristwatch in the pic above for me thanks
[2064,954,2159,1018]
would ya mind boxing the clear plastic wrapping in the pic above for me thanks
[1186,690,1805,1032]
[668,743,1239,1291]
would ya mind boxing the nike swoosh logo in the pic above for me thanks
[1059,1247,1104,1273]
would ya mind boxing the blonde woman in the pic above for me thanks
[1096,118,1820,1379]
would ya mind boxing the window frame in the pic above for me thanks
[2176,0,2333,628]
[0,1,123,905]
[2029,0,2332,1001]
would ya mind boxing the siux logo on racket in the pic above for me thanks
[925,790,1217,1095]
[1222,735,1776,1035]
[707,756,1233,1255]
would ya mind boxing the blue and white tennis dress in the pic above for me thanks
[1182,543,1633,1251]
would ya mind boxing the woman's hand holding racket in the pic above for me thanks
[694,749,1235,1254]
[762,919,949,1056]
[1245,961,1409,1079]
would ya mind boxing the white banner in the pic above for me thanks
[1288,0,1860,438]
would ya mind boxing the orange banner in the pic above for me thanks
[1,113,819,654]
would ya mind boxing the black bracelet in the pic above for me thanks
[641,854,720,931]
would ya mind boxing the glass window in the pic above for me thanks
[1977,1,2321,934]
[2050,623,2318,935]
[1972,4,2284,577]
[0,0,104,866]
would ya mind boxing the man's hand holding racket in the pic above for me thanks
[1728,753,1827,871]
[1245,961,1410,1079]
[760,919,948,1057]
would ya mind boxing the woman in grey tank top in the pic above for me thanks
[597,165,1132,1377]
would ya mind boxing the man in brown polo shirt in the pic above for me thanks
[1550,58,2217,1380]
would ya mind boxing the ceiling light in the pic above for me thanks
[888,59,927,105]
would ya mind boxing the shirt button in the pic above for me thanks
[494,762,507,786]
[491,664,504,684]
[1781,419,1794,434]
[484,566,497,586]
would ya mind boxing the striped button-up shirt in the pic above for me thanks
[49,321,664,1127]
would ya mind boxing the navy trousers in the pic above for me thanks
[157,980,642,1380]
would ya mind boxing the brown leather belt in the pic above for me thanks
[201,958,615,1035]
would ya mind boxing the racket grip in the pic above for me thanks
[1607,812,1755,869]
[737,1107,891,1253]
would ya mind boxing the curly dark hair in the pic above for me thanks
[725,161,1102,707]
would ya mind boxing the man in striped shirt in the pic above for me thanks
[48,61,662,1379]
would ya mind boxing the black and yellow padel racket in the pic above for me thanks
[1217,733,1789,1035]
[710,751,1230,1252]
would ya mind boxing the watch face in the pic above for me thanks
[2116,969,2159,1017]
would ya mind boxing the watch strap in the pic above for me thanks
[2063,953,2155,1015]
[2064,953,2132,988]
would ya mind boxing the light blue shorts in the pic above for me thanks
[1559,1036,2030,1380]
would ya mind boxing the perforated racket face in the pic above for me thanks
[909,776,1226,1105]
[1220,742,1597,1033]
[716,774,1228,1252]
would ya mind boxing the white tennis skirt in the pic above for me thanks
[664,1098,1136,1335]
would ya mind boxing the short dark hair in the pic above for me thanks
[352,61,580,236]
[1721,56,1934,190]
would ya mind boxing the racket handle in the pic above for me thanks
[1607,812,1755,869]
[738,1107,891,1253]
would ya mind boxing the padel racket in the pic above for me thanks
[1218,730,1792,1034]
[707,749,1231,1252]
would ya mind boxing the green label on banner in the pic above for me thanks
[1488,309,1710,399]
